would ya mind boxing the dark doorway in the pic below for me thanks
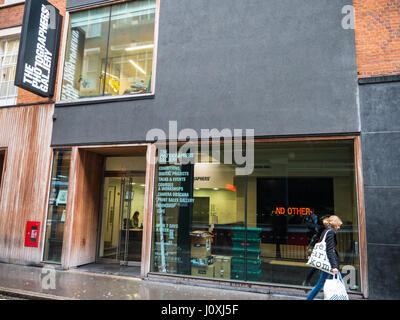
[0,151,4,188]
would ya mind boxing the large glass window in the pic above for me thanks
[43,150,72,263]
[151,146,246,277]
[0,38,19,106]
[150,140,361,292]
[61,0,156,100]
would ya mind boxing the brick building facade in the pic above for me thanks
[354,0,400,78]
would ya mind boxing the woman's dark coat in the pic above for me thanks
[320,227,340,270]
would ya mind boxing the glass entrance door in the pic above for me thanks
[99,174,145,265]
[119,177,143,265]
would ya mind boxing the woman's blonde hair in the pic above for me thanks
[328,215,343,228]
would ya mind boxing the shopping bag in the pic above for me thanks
[323,273,349,300]
[306,230,334,275]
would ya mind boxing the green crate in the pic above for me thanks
[231,258,262,272]
[232,227,261,241]
[232,238,261,250]
[232,248,261,259]
[231,269,262,281]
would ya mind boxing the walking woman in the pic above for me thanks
[303,215,330,287]
[306,215,343,300]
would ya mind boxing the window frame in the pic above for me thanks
[56,0,160,105]
[0,32,20,107]
[0,0,25,8]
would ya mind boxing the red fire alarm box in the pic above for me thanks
[25,221,40,247]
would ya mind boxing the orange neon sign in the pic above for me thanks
[273,207,312,216]
[225,184,237,192]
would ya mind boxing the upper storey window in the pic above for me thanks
[0,38,19,106]
[61,0,156,101]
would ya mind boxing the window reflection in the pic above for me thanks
[62,6,110,100]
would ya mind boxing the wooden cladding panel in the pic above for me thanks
[0,104,54,264]
[354,136,369,298]
[62,148,103,269]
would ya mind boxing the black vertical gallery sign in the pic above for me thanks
[14,0,62,98]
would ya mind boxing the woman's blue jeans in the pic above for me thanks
[306,271,332,300]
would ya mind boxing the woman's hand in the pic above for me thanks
[332,268,339,274]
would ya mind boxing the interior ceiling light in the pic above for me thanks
[84,47,101,54]
[129,59,146,75]
[125,44,154,52]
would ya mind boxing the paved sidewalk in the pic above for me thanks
[0,262,302,300]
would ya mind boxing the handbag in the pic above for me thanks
[323,273,349,300]
[306,229,334,275]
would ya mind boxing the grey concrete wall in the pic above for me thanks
[53,0,358,146]
[359,81,400,300]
